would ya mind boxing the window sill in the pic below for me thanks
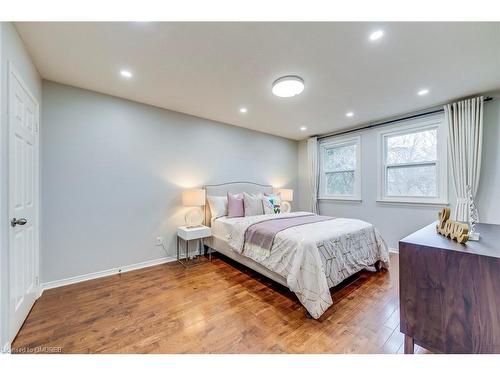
[376,199,449,207]
[319,197,362,202]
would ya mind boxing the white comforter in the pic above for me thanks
[227,212,389,319]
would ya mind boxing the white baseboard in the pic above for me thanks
[40,256,176,293]
[389,247,399,254]
[1,341,11,354]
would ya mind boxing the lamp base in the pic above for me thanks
[281,201,291,213]
[185,208,204,227]
[469,231,480,241]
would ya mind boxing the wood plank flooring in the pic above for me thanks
[12,252,430,354]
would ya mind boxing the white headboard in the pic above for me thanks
[204,181,273,226]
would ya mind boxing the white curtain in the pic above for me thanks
[444,96,484,221]
[306,137,319,214]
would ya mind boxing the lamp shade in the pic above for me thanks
[277,188,293,202]
[182,189,205,206]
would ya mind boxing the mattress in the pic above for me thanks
[211,216,238,241]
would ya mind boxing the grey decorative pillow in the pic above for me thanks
[243,192,264,216]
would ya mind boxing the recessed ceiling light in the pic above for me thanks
[272,75,305,98]
[300,126,307,131]
[418,89,430,96]
[369,30,384,41]
[120,70,133,78]
[239,107,248,113]
[346,112,354,117]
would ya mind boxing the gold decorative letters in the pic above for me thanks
[436,207,469,244]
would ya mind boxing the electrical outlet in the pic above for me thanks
[156,236,163,246]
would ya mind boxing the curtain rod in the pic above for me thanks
[317,96,493,140]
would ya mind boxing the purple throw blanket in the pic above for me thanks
[244,214,334,252]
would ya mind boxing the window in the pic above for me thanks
[378,116,447,204]
[319,136,361,200]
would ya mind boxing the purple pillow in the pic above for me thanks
[227,192,244,218]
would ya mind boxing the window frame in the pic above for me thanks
[377,115,448,205]
[319,135,362,201]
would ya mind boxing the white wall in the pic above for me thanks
[41,81,299,284]
[298,92,500,250]
[0,22,42,352]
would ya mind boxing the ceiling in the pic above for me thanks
[15,22,500,140]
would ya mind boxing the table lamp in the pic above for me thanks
[182,189,205,227]
[276,188,293,213]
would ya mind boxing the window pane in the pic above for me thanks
[324,143,356,172]
[386,128,437,164]
[386,165,437,197]
[326,171,354,196]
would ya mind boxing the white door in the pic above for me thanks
[8,65,39,343]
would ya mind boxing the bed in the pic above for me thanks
[204,182,389,319]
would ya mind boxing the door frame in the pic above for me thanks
[5,61,41,348]
[0,29,3,353]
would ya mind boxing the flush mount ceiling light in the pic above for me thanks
[239,107,248,113]
[272,75,305,98]
[120,70,133,78]
[369,30,384,41]
[346,111,354,117]
[418,89,430,96]
[300,126,307,131]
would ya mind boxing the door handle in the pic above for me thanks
[11,218,27,227]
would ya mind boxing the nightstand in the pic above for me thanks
[176,225,212,267]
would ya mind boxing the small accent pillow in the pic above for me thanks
[207,195,227,219]
[243,192,264,216]
[227,192,244,218]
[262,193,282,214]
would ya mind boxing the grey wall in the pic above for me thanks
[297,138,309,214]
[298,91,500,250]
[0,22,42,350]
[41,81,298,283]
[476,92,500,223]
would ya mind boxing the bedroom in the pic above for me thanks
[1,0,500,371]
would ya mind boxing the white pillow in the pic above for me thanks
[207,195,228,219]
[262,193,282,214]
[243,193,264,216]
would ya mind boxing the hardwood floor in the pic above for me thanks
[12,252,430,354]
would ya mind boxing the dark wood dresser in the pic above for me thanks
[399,222,500,354]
